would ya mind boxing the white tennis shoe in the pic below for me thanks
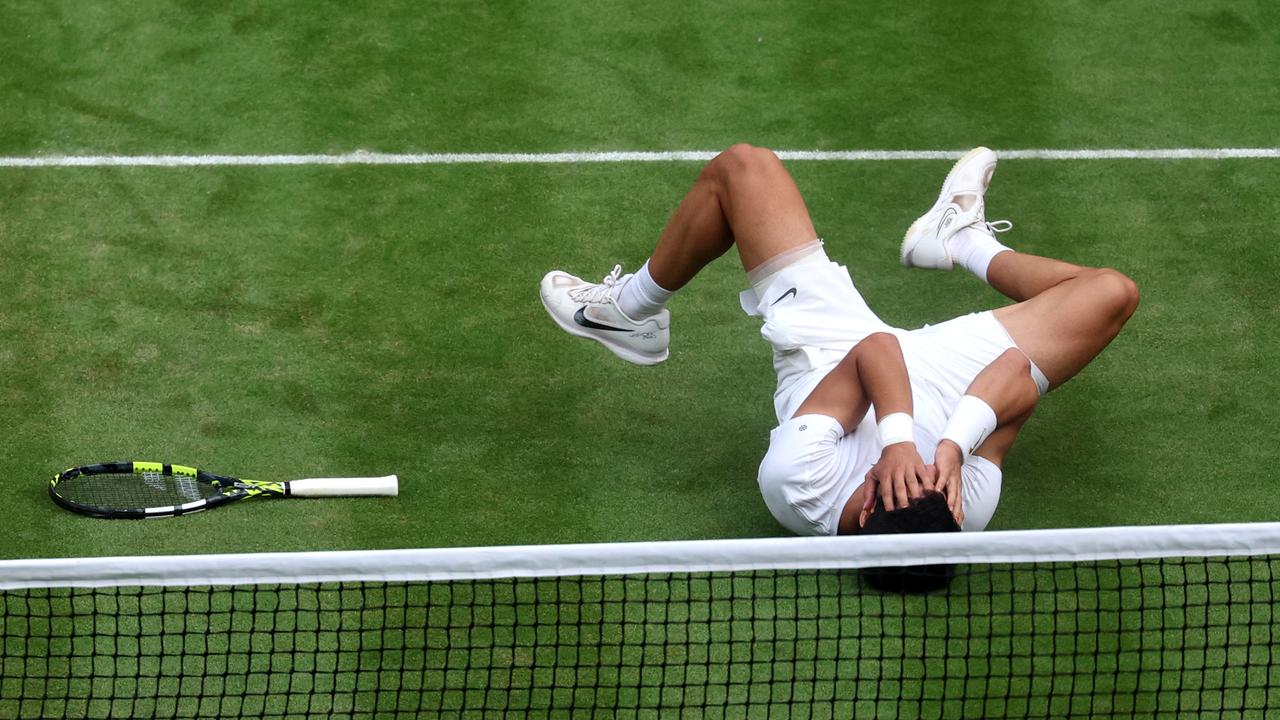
[901,147,1011,271]
[540,265,670,365]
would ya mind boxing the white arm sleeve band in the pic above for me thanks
[877,412,915,446]
[941,395,998,460]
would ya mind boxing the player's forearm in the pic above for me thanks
[852,332,914,422]
[788,332,916,437]
[855,332,933,521]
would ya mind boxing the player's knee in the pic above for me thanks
[1091,268,1140,321]
[709,143,781,183]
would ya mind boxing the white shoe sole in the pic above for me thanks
[900,146,993,268]
[540,294,669,366]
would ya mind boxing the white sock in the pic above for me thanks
[616,260,675,319]
[951,226,1012,284]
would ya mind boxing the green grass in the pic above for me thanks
[3,1,1279,155]
[3,158,1279,557]
[0,4,1277,548]
[3,3,1280,716]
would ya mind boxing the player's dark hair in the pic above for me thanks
[856,490,961,594]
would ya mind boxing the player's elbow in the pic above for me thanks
[992,349,1041,409]
[853,331,900,356]
[993,347,1032,376]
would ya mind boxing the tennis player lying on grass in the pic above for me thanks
[540,146,1138,536]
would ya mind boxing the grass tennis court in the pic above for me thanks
[2,0,1279,561]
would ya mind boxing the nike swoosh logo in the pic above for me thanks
[770,287,797,306]
[936,207,958,242]
[574,306,629,332]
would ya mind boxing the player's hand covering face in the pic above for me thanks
[932,443,966,527]
[860,443,936,527]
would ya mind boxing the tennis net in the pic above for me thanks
[1,523,1278,719]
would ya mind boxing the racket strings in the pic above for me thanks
[56,471,221,510]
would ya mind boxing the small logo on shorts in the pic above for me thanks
[798,424,807,432]
[771,287,797,306]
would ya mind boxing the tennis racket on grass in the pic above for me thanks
[50,461,399,519]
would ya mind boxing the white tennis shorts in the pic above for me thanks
[742,251,1031,535]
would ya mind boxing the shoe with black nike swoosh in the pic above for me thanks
[540,265,670,365]
[901,147,1011,271]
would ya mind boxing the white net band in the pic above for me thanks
[4,521,1280,589]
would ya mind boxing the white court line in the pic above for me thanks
[0,148,1278,168]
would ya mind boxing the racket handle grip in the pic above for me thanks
[286,476,399,497]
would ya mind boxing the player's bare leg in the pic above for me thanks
[990,256,1139,389]
[541,144,821,363]
[646,143,819,287]
[903,147,1139,390]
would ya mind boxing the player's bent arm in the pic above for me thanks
[939,348,1040,457]
[791,332,913,430]
[935,349,1041,520]
[791,332,930,521]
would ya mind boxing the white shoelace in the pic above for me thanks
[568,264,624,304]
[952,195,1013,236]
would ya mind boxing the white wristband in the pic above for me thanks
[877,412,914,446]
[941,395,998,460]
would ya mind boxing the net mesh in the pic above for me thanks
[2,540,1278,718]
